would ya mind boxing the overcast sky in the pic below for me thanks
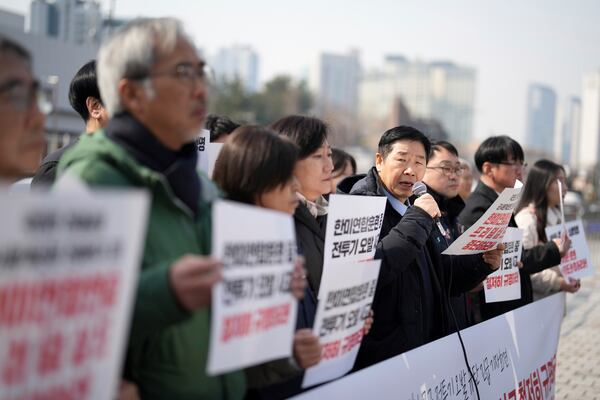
[2,0,599,141]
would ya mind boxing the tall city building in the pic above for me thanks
[579,71,600,168]
[311,50,361,116]
[525,83,557,156]
[359,55,475,144]
[30,0,101,45]
[212,45,259,93]
[0,9,25,32]
[558,97,581,166]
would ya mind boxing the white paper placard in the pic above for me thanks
[0,189,149,400]
[302,259,381,388]
[208,200,298,375]
[546,219,594,279]
[443,187,522,255]
[483,227,523,303]
[196,129,224,179]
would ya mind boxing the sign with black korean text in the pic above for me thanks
[196,129,223,179]
[0,190,149,400]
[443,187,522,255]
[208,200,298,375]
[302,260,381,388]
[294,293,565,400]
[546,220,594,279]
[483,228,523,303]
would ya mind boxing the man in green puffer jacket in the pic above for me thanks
[57,18,245,399]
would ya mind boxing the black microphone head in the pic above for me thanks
[412,181,427,197]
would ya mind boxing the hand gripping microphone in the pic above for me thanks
[412,181,450,239]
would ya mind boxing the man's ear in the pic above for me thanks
[375,152,384,173]
[86,97,103,119]
[481,161,494,177]
[117,79,146,115]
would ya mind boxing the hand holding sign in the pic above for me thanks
[170,255,223,311]
[560,277,581,293]
[294,329,323,369]
[552,231,571,258]
[482,243,505,270]
[291,256,308,300]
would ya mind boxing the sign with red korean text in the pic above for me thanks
[294,292,565,400]
[318,194,386,298]
[0,190,149,400]
[302,259,381,388]
[443,187,522,255]
[483,228,523,303]
[196,129,223,179]
[546,219,594,279]
[208,200,298,375]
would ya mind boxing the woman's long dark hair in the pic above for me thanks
[515,159,565,242]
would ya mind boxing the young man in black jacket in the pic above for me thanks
[458,135,570,322]
[422,140,477,329]
[339,126,503,369]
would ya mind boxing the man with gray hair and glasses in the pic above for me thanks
[57,18,245,399]
[0,35,47,182]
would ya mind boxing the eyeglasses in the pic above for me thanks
[0,79,53,114]
[427,165,464,176]
[496,161,528,170]
[137,62,213,85]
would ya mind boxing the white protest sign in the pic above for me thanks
[483,227,523,303]
[318,194,386,298]
[196,129,224,179]
[546,219,594,279]
[208,200,298,375]
[294,292,565,400]
[443,187,522,255]
[303,260,381,388]
[0,190,149,400]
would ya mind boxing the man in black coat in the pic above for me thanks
[32,60,107,188]
[422,140,477,329]
[458,135,570,321]
[339,126,503,369]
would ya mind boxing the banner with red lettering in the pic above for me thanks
[302,259,381,388]
[208,200,298,375]
[443,187,522,255]
[546,219,594,279]
[484,227,523,302]
[293,292,565,400]
[0,190,149,400]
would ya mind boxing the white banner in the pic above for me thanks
[196,129,224,179]
[294,293,564,400]
[546,219,594,279]
[0,190,149,400]
[208,200,298,375]
[303,260,381,388]
[318,194,386,299]
[444,187,522,255]
[484,227,523,303]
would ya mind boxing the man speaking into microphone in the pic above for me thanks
[338,126,503,370]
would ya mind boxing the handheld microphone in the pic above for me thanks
[412,182,450,239]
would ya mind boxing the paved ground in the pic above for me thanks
[555,236,600,399]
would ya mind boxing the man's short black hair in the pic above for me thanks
[205,114,240,142]
[378,125,431,161]
[68,60,102,122]
[0,34,31,64]
[430,140,459,159]
[270,115,328,159]
[473,135,524,172]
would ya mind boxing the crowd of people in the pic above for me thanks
[0,16,581,400]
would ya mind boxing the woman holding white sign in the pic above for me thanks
[515,159,580,300]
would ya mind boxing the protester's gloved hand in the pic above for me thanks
[293,329,322,369]
[482,243,505,270]
[552,231,572,258]
[169,255,222,310]
[413,193,441,219]
[560,277,581,293]
[290,256,307,300]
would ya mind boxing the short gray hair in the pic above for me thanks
[97,17,193,117]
